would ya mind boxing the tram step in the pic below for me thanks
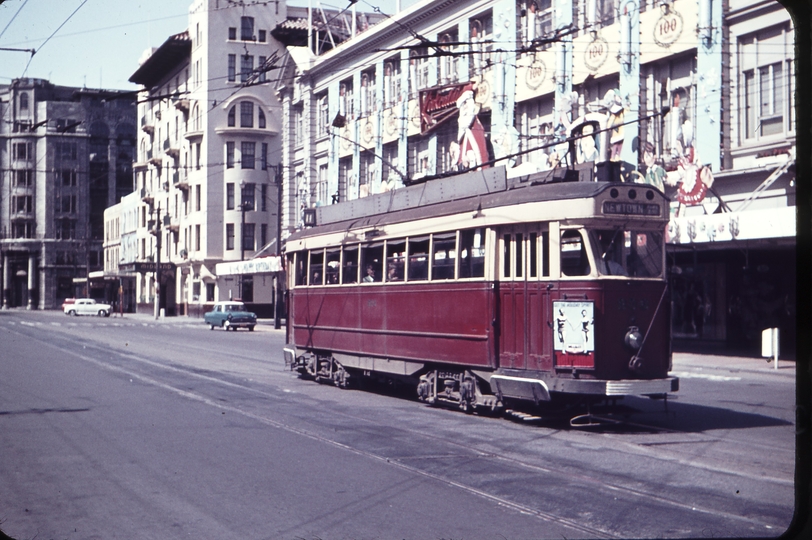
[505,409,542,422]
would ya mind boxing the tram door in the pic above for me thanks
[498,226,553,371]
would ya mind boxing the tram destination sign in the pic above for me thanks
[602,201,661,216]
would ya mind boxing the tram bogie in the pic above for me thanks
[283,167,679,424]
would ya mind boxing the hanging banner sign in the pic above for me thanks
[419,82,474,134]
[216,256,283,276]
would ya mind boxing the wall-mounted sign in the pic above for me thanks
[525,56,547,90]
[419,82,473,134]
[340,126,352,152]
[120,262,176,273]
[653,8,684,47]
[584,35,610,72]
[474,79,490,106]
[385,111,397,136]
[362,120,374,145]
[666,206,795,244]
[409,103,421,130]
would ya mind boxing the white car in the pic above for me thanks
[64,298,112,317]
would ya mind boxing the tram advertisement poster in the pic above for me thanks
[553,301,595,367]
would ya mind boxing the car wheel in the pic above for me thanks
[68,310,76,317]
[210,324,216,330]
[98,310,105,317]
[248,326,255,332]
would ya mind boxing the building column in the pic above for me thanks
[27,253,36,310]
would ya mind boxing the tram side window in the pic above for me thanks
[342,245,359,284]
[502,234,512,278]
[325,248,340,284]
[560,229,590,277]
[502,232,524,279]
[309,249,324,285]
[529,232,538,278]
[408,236,430,281]
[294,252,307,286]
[361,242,384,282]
[431,232,456,280]
[515,233,524,278]
[386,239,405,282]
[528,231,550,278]
[459,228,485,278]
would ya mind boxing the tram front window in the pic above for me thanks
[591,229,664,278]
[561,229,591,277]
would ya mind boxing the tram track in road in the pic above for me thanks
[3,321,791,536]
[2,323,618,539]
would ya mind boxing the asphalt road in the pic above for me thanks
[0,310,798,539]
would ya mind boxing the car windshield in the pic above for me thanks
[224,304,244,312]
[589,228,664,278]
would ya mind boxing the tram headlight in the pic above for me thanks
[624,326,643,351]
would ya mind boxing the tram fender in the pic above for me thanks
[490,374,551,402]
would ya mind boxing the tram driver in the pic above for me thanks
[596,230,628,276]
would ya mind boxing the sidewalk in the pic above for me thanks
[673,351,795,378]
[107,311,285,331]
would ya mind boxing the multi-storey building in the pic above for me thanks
[278,0,797,356]
[0,78,136,310]
[111,0,289,317]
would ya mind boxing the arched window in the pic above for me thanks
[19,93,29,111]
[258,108,266,129]
[240,101,253,127]
[228,106,236,127]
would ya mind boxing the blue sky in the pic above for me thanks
[0,0,413,91]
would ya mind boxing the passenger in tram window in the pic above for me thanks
[363,265,376,282]
[387,264,400,281]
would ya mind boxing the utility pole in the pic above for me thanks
[239,180,252,301]
[153,204,162,319]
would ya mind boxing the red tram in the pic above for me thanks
[283,167,678,420]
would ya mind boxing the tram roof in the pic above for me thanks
[287,166,657,243]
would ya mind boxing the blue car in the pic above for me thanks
[204,301,257,331]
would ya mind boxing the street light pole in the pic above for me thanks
[274,165,283,329]
[154,205,161,319]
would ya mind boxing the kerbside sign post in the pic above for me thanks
[761,328,779,370]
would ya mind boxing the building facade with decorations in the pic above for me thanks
[277,0,797,356]
[105,0,289,317]
[0,78,136,310]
